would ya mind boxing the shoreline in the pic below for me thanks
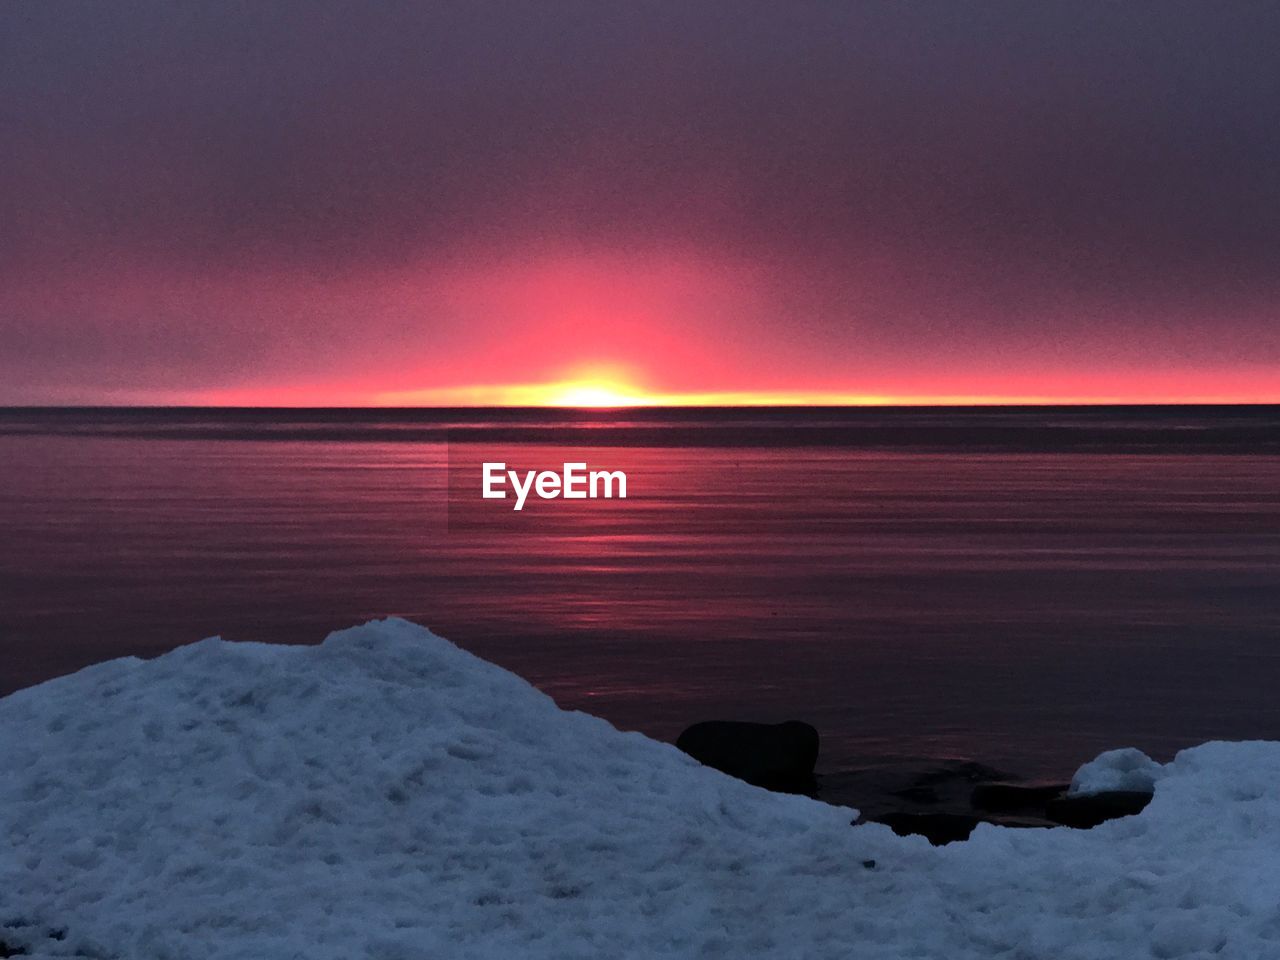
[674,725,1158,845]
[2,619,1271,959]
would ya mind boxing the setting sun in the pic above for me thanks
[374,369,658,407]
[535,379,648,407]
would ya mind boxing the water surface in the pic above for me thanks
[2,406,1278,775]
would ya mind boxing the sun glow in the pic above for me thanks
[360,362,1280,409]
[210,376,1280,409]
[375,377,901,407]
[539,382,648,408]
[376,370,656,408]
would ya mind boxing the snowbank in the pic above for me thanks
[2,619,1278,959]
[1070,746,1165,795]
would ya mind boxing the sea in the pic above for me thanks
[2,405,1278,776]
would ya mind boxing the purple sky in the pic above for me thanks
[3,1,1278,403]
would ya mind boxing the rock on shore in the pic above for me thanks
[675,719,819,789]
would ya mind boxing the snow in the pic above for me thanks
[1070,746,1165,795]
[2,618,1279,959]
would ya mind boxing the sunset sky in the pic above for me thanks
[3,2,1278,405]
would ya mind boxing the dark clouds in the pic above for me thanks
[2,1,1278,401]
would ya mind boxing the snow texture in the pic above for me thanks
[3,618,1279,959]
[1070,746,1165,796]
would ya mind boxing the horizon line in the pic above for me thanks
[4,399,1279,411]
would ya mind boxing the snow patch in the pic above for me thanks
[1070,746,1164,795]
[3,618,1279,959]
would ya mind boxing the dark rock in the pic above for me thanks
[1044,790,1152,828]
[861,859,877,870]
[676,720,819,789]
[971,781,1068,813]
[824,756,1152,840]
[870,812,981,845]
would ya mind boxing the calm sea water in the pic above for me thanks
[2,406,1278,776]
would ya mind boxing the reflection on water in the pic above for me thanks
[1,407,1278,774]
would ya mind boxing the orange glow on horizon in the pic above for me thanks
[543,383,649,408]
[182,364,1280,408]
[370,379,1278,409]
[374,371,899,407]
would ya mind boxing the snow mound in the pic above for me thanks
[3,619,1279,959]
[1070,746,1165,795]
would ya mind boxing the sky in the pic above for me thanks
[2,1,1278,405]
